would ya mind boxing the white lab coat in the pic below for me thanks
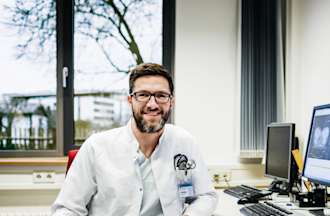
[52,121,218,216]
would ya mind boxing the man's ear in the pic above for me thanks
[170,97,175,108]
[127,95,133,105]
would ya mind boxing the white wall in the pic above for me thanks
[286,0,330,152]
[175,0,330,165]
[175,0,239,165]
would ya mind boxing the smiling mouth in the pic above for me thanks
[144,112,160,116]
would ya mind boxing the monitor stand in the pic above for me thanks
[268,180,289,195]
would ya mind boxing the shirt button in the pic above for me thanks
[139,188,143,192]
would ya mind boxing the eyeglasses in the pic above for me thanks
[131,91,172,104]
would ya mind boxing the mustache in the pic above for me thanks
[142,107,163,114]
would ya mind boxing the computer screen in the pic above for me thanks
[265,123,296,182]
[303,104,330,187]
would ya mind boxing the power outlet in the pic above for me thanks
[33,171,55,183]
[218,171,232,182]
[210,169,232,188]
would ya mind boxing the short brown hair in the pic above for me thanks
[129,63,174,95]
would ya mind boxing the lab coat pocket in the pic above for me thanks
[165,196,184,216]
[162,180,184,215]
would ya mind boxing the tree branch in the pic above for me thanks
[106,0,144,64]
[4,0,149,69]
[75,5,131,46]
[96,42,128,73]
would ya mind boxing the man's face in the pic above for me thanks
[128,75,173,133]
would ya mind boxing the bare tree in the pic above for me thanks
[3,0,160,73]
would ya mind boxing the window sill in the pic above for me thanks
[0,157,67,166]
[0,183,62,190]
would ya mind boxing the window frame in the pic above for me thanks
[0,0,175,157]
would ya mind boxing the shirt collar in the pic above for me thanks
[126,118,168,161]
[151,126,167,159]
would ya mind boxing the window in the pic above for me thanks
[0,0,175,156]
[0,0,57,156]
[73,0,163,145]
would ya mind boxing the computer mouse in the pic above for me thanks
[237,198,248,204]
[237,198,258,204]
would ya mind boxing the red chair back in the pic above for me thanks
[66,149,79,175]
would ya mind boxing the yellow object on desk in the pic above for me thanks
[292,149,312,192]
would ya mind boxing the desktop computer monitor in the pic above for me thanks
[265,122,298,193]
[303,104,330,187]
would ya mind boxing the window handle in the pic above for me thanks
[62,67,69,88]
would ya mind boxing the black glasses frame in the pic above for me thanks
[131,91,172,104]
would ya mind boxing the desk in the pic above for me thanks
[214,190,330,216]
[0,190,328,215]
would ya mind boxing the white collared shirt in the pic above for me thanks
[137,151,163,216]
[51,121,218,216]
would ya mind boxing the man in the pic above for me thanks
[52,63,218,216]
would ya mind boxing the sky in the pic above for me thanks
[0,0,162,96]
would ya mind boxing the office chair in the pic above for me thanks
[66,149,79,175]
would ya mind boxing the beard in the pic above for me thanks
[132,106,171,133]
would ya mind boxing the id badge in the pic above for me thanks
[179,182,194,198]
[176,169,195,199]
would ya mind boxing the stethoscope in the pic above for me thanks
[174,154,196,171]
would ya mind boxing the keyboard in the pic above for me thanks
[240,201,293,216]
[224,184,272,200]
[309,209,327,216]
